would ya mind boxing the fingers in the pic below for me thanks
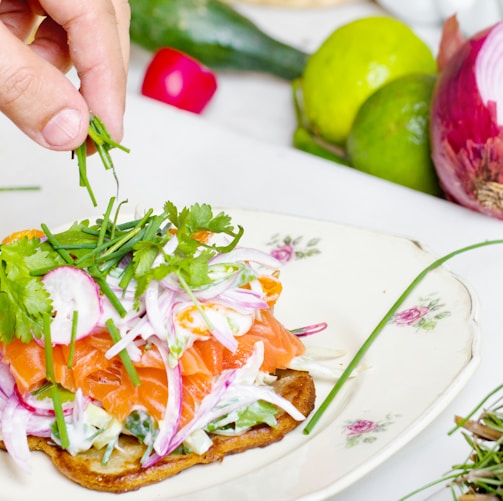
[0,0,39,41]
[0,22,89,150]
[111,0,131,72]
[0,0,130,151]
[40,0,130,143]
[29,17,72,73]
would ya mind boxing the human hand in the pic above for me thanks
[0,0,130,151]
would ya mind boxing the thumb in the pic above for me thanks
[0,23,89,151]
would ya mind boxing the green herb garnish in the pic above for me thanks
[43,313,70,449]
[0,199,243,345]
[125,410,158,463]
[67,310,79,368]
[401,384,503,500]
[74,115,130,207]
[0,186,40,192]
[0,236,57,343]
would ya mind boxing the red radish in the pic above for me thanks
[431,17,503,219]
[42,266,103,345]
[141,48,218,113]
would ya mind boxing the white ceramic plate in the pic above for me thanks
[1,208,479,501]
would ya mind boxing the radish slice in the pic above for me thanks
[42,266,103,345]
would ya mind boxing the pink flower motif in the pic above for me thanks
[270,243,295,263]
[346,419,378,437]
[393,306,429,326]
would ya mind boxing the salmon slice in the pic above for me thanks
[0,308,303,427]
[222,309,305,373]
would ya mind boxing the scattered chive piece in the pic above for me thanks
[41,223,74,264]
[304,238,503,435]
[0,186,40,191]
[50,384,70,450]
[106,318,141,386]
[94,276,127,317]
[99,225,143,260]
[118,260,135,290]
[43,313,55,383]
[67,310,78,368]
[43,313,70,450]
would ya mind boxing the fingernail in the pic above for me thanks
[42,109,83,147]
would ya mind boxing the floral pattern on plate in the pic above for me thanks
[267,233,321,262]
[343,414,400,447]
[390,294,451,332]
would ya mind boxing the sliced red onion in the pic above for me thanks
[209,247,282,269]
[431,18,503,218]
[145,342,304,466]
[25,415,53,439]
[217,288,269,311]
[104,314,153,360]
[14,384,73,417]
[151,338,182,458]
[1,395,32,473]
[42,266,103,344]
[290,322,328,337]
[145,282,168,338]
[209,383,306,423]
[144,367,240,466]
[190,274,240,301]
[0,359,15,399]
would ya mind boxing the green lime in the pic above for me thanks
[301,16,436,146]
[346,73,441,196]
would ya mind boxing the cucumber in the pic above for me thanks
[129,0,309,80]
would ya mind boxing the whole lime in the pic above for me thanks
[346,73,441,196]
[301,16,436,146]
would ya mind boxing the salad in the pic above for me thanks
[0,198,324,475]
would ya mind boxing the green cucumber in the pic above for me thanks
[129,0,309,80]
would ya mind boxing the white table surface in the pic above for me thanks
[1,1,502,500]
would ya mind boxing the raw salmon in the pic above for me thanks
[0,307,304,426]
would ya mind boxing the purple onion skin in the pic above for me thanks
[431,22,503,219]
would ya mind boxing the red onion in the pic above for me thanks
[431,17,503,219]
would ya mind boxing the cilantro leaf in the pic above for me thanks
[0,237,58,343]
[132,202,243,294]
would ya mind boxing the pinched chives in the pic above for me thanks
[75,115,130,207]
